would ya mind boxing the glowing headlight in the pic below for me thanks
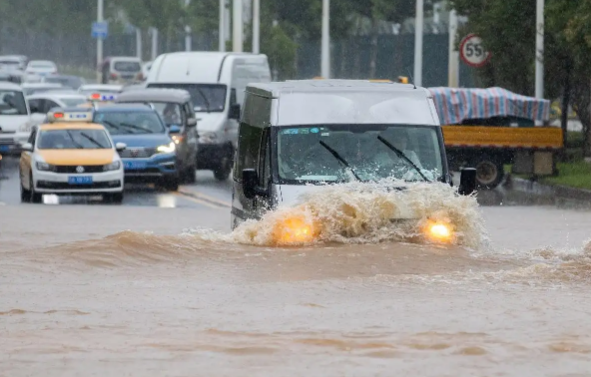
[36,162,55,172]
[103,161,121,171]
[171,134,184,144]
[273,216,317,246]
[156,142,176,153]
[425,222,453,243]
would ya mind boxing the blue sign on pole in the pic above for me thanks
[91,21,108,39]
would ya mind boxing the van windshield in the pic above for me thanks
[276,125,443,183]
[148,83,226,112]
[0,90,28,115]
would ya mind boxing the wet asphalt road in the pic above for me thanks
[0,156,232,210]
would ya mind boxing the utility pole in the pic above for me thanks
[321,0,330,78]
[136,28,142,60]
[413,0,424,87]
[448,9,459,87]
[535,0,544,100]
[185,26,192,51]
[219,0,225,51]
[97,0,104,84]
[232,0,243,52]
[149,27,158,61]
[252,0,260,54]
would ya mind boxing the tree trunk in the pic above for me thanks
[560,62,571,154]
[571,81,591,157]
[369,18,379,79]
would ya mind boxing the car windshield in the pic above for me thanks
[94,111,165,135]
[148,83,226,112]
[151,102,183,126]
[114,61,141,72]
[37,129,112,149]
[276,125,443,183]
[60,97,87,107]
[0,90,28,115]
[30,62,54,69]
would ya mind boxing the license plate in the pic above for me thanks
[124,161,147,170]
[0,145,9,152]
[68,176,93,185]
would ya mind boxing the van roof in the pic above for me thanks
[244,80,438,127]
[115,88,191,104]
[0,82,22,90]
[152,52,268,83]
[246,80,426,98]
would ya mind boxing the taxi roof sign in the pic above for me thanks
[47,110,93,123]
[88,92,117,102]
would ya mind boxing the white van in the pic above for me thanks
[146,52,271,180]
[231,80,476,230]
[0,82,33,154]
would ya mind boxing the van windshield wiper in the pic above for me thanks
[377,135,430,182]
[318,140,361,182]
[194,86,211,113]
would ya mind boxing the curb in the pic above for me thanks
[503,174,591,202]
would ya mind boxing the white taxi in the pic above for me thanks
[19,109,126,203]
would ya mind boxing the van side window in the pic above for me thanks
[230,88,237,105]
[235,123,263,179]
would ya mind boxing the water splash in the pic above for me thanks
[203,180,487,248]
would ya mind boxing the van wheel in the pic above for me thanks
[474,155,504,189]
[214,158,232,181]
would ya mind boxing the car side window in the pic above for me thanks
[234,123,263,180]
[184,102,195,119]
[28,99,41,113]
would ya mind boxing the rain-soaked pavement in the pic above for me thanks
[1,156,591,376]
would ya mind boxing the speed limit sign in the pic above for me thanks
[459,34,491,68]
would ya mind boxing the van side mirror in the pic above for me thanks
[186,117,197,127]
[458,167,476,195]
[229,103,241,120]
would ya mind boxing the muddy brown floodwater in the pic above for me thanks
[2,183,591,376]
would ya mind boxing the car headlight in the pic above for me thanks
[103,161,121,171]
[36,162,55,172]
[156,142,176,154]
[423,221,454,243]
[199,132,217,144]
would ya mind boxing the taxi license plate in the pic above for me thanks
[68,176,93,185]
[0,145,9,152]
[124,161,147,170]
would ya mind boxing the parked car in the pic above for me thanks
[100,56,143,85]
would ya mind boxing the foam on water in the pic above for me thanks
[196,180,487,248]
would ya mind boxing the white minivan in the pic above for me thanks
[231,80,477,231]
[0,82,34,154]
[146,52,271,181]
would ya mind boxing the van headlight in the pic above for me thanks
[36,162,55,172]
[103,161,121,171]
[199,132,217,144]
[156,142,176,153]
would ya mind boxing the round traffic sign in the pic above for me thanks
[459,33,491,68]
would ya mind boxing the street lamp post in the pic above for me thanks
[413,0,424,87]
[535,0,544,100]
[97,0,104,83]
[252,0,260,54]
[232,0,243,52]
[219,0,225,51]
[321,0,330,78]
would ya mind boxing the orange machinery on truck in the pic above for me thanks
[429,87,563,189]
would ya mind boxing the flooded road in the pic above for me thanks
[1,182,591,376]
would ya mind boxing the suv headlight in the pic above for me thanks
[36,162,55,172]
[103,161,121,171]
[156,142,176,154]
[199,132,217,144]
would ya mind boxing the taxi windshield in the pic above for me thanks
[276,125,443,183]
[93,111,165,135]
[37,129,112,150]
[0,90,28,115]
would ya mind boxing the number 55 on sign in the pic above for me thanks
[460,33,491,68]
